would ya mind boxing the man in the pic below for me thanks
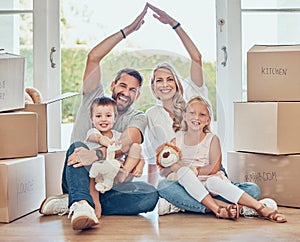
[39,5,158,231]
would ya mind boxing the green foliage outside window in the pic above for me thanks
[22,47,216,123]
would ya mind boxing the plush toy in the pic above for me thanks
[156,142,181,169]
[25,87,42,104]
[89,143,122,193]
[156,142,198,180]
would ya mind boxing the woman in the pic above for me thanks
[143,3,261,215]
[144,3,208,185]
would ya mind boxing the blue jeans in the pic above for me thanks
[62,141,159,215]
[158,171,261,214]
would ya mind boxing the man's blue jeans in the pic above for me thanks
[61,141,159,215]
[158,176,261,214]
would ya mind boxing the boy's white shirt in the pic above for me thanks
[85,128,121,150]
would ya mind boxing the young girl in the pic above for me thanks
[86,96,145,218]
[159,96,287,223]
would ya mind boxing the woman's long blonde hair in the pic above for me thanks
[150,62,186,132]
[181,96,212,133]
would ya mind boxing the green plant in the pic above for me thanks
[22,47,216,123]
[61,48,216,123]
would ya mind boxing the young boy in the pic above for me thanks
[86,96,145,217]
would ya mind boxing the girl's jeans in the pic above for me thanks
[158,172,261,214]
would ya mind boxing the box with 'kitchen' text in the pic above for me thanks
[247,44,300,101]
[227,151,300,208]
[0,52,25,112]
[0,155,45,223]
[234,102,300,155]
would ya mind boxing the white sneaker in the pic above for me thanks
[68,202,99,230]
[240,198,278,217]
[158,198,184,216]
[39,194,69,216]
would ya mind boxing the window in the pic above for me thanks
[0,0,33,86]
[1,0,62,150]
[241,0,300,99]
[60,0,217,148]
[2,0,217,150]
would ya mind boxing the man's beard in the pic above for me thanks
[112,92,132,114]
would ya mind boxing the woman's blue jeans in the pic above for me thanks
[61,141,159,215]
[158,172,261,214]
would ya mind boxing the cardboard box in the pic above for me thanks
[227,151,300,208]
[22,92,78,153]
[0,112,38,159]
[43,149,66,197]
[0,155,45,223]
[234,102,300,155]
[247,44,300,101]
[0,53,25,112]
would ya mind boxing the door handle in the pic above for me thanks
[221,46,227,67]
[50,47,56,68]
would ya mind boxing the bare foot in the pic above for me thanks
[132,168,143,177]
[114,168,129,183]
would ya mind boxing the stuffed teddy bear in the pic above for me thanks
[89,143,122,193]
[156,142,198,180]
[156,142,181,169]
[24,87,42,104]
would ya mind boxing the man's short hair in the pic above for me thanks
[114,68,143,86]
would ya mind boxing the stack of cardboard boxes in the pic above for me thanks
[228,45,300,208]
[0,53,69,223]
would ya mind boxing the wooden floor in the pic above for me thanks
[1,205,300,241]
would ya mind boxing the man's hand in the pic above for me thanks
[68,147,97,168]
[124,4,148,34]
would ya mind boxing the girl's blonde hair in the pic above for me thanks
[181,96,212,133]
[150,62,185,132]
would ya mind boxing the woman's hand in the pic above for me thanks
[67,147,97,167]
[147,3,177,26]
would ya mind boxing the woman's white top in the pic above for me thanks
[143,79,209,165]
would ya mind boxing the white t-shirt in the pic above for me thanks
[143,80,209,165]
[84,128,121,150]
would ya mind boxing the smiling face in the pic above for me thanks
[183,100,211,132]
[91,104,116,133]
[110,73,140,114]
[152,68,177,102]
